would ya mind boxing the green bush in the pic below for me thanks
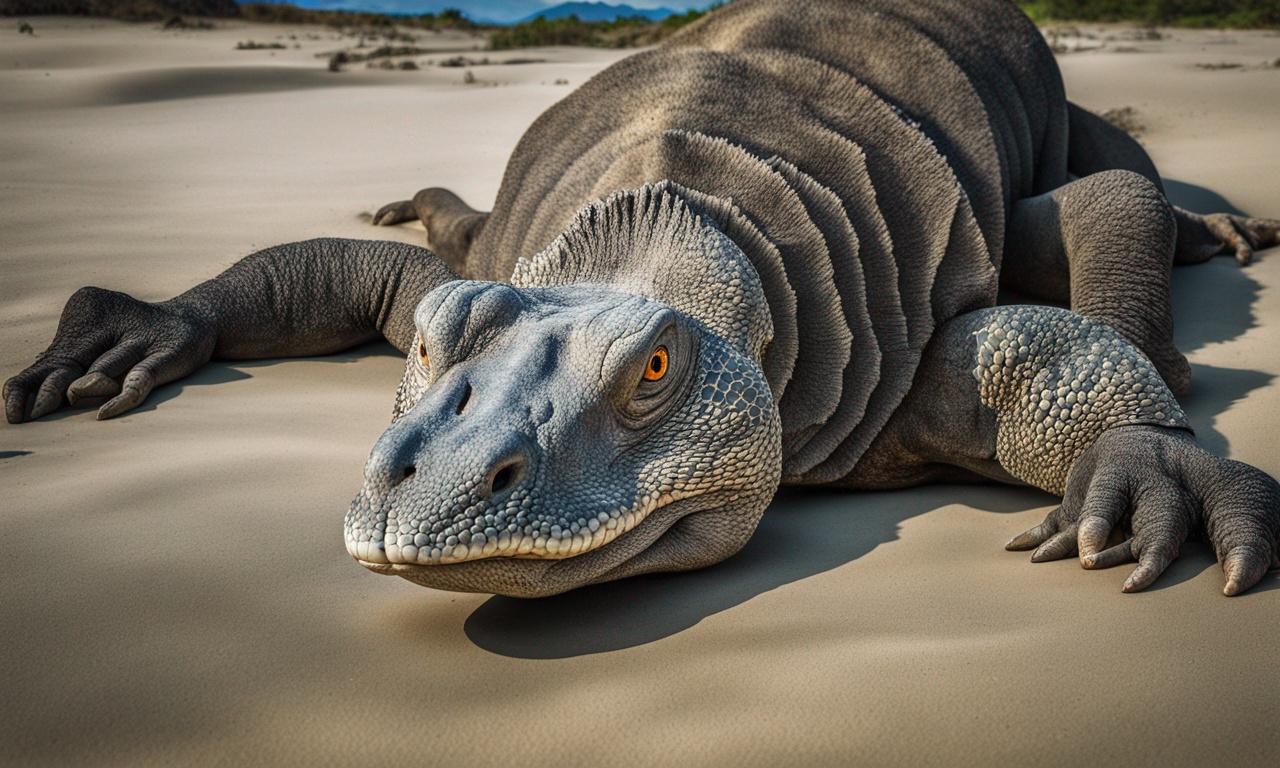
[0,0,237,21]
[1019,0,1280,26]
[489,5,714,50]
[238,4,479,30]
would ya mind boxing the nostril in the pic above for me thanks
[402,465,416,482]
[491,464,515,494]
[484,438,533,500]
[455,383,472,415]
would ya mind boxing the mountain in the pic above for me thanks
[274,1,706,25]
[282,1,555,24]
[516,2,678,23]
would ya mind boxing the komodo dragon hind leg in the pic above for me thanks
[372,187,489,277]
[1065,102,1163,189]
[1173,208,1280,266]
[1066,102,1280,266]
[1001,169,1191,395]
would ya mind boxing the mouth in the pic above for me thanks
[345,490,689,569]
[347,491,716,598]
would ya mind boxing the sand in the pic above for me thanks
[1,16,1279,767]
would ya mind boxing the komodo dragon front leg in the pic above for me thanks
[851,306,1280,595]
[4,239,458,423]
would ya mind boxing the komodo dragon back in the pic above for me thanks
[464,0,1056,482]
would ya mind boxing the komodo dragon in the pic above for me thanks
[7,0,1280,598]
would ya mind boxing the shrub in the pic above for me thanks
[1018,0,1280,27]
[0,0,237,21]
[489,5,715,50]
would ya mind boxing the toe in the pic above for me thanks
[1006,516,1058,551]
[373,200,416,227]
[1235,242,1253,266]
[1082,539,1134,570]
[1031,527,1078,563]
[1122,541,1178,592]
[67,371,121,405]
[1077,515,1114,560]
[29,369,77,420]
[1222,547,1272,596]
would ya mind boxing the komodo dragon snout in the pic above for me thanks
[345,275,782,597]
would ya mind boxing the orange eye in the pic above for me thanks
[643,346,669,381]
[418,340,429,367]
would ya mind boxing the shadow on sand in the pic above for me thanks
[463,177,1275,659]
[45,340,406,420]
[88,67,371,107]
[465,485,1055,658]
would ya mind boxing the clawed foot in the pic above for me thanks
[1176,209,1280,266]
[1006,425,1280,595]
[4,287,215,423]
[372,200,417,227]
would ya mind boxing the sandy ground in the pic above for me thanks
[1,15,1279,767]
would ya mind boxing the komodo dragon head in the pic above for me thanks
[346,184,783,597]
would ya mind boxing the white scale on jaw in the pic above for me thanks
[346,489,689,567]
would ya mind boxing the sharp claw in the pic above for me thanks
[1222,550,1269,596]
[96,366,154,420]
[97,393,137,420]
[1005,531,1042,551]
[4,388,28,424]
[373,200,415,227]
[67,371,121,405]
[1003,517,1054,552]
[1006,517,1057,551]
[1122,547,1175,593]
[29,388,62,421]
[1077,516,1113,559]
[1122,572,1154,593]
[96,399,127,420]
[1031,528,1078,563]
[1081,539,1134,570]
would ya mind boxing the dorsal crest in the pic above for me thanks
[511,181,773,360]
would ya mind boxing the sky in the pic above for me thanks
[283,0,719,24]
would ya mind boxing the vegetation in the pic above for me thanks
[1016,0,1280,27]
[489,5,716,50]
[0,0,237,21]
[235,38,284,48]
[238,4,479,31]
